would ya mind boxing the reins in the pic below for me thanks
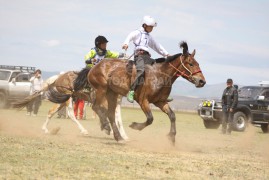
[168,55,202,78]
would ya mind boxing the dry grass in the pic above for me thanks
[0,100,268,179]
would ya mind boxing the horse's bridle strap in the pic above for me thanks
[168,62,202,78]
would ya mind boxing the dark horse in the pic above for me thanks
[66,42,205,144]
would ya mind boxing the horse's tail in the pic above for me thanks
[12,91,43,110]
[45,86,72,104]
[73,67,91,91]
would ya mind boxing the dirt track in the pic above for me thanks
[0,103,269,179]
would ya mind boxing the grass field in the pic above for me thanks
[0,100,268,179]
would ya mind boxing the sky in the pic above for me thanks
[0,0,268,86]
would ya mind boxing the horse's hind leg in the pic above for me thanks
[42,103,64,134]
[129,100,153,131]
[154,101,176,145]
[115,103,129,140]
[66,98,88,135]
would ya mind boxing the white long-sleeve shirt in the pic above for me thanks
[29,76,43,95]
[123,27,168,57]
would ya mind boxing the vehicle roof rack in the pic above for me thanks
[0,65,36,73]
[258,81,269,87]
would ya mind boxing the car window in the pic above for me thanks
[16,74,30,82]
[238,87,261,99]
[261,90,269,101]
[0,71,11,80]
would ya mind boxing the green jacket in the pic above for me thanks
[85,48,119,68]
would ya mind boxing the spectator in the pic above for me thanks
[26,69,43,116]
[221,78,238,134]
[73,98,85,120]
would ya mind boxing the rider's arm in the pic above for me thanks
[148,35,169,57]
[105,50,119,58]
[122,30,140,49]
[84,49,96,62]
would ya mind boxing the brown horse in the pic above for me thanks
[75,42,206,144]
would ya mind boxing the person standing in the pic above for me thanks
[221,78,238,134]
[26,69,43,116]
[73,98,85,120]
[122,15,172,103]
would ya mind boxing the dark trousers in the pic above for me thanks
[222,106,234,133]
[130,54,154,91]
[27,95,42,114]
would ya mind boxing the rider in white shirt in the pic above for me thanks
[122,15,171,103]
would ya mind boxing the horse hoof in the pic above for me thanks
[167,134,176,146]
[129,122,144,131]
[81,130,89,135]
[129,122,136,129]
[104,129,111,135]
[117,139,126,144]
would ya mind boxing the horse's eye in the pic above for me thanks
[189,63,193,67]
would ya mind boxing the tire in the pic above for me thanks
[0,92,7,109]
[232,111,247,132]
[261,124,269,133]
[203,120,221,129]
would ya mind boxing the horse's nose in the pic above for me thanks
[199,79,206,87]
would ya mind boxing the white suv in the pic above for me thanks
[0,65,35,108]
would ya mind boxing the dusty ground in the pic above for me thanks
[0,101,269,179]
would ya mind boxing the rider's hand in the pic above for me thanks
[122,44,128,50]
[92,58,97,63]
[85,60,92,64]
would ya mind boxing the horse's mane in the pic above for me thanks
[155,53,181,63]
[155,41,189,63]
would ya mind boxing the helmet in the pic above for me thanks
[95,35,108,47]
[142,15,157,27]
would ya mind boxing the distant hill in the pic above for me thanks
[170,80,226,99]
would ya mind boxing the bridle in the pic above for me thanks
[169,55,202,79]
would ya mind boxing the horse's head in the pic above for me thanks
[175,42,206,87]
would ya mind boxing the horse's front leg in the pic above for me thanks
[129,100,153,131]
[42,103,63,134]
[107,91,123,142]
[92,89,111,135]
[154,101,176,145]
[67,98,88,135]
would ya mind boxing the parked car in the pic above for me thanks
[0,65,35,108]
[198,83,269,133]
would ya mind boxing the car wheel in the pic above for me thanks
[261,124,269,133]
[0,92,7,108]
[203,120,221,129]
[232,111,247,132]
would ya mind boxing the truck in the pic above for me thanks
[0,65,35,108]
[197,82,269,133]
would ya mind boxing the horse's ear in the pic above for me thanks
[191,49,196,57]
